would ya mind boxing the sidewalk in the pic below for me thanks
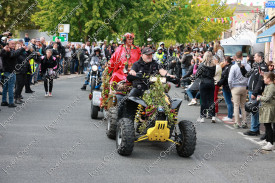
[216,100,265,133]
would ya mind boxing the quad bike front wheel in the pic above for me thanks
[176,120,196,157]
[106,107,118,140]
[116,118,135,156]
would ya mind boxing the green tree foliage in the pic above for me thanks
[30,0,234,43]
[0,0,38,33]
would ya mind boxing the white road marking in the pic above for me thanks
[224,124,234,130]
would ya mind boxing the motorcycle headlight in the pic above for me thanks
[157,106,165,113]
[92,65,98,71]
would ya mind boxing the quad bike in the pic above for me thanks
[115,74,197,157]
[105,81,132,139]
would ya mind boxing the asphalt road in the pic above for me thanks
[0,76,274,183]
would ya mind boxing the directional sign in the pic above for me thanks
[53,36,65,42]
[266,1,275,8]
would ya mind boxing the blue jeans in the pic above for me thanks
[181,68,187,86]
[186,88,193,99]
[223,89,233,119]
[186,89,200,100]
[2,72,16,104]
[248,91,260,132]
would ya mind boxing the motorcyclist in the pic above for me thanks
[80,47,103,90]
[159,42,168,55]
[128,47,176,97]
[154,47,165,64]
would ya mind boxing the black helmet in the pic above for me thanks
[245,100,260,114]
[94,46,101,53]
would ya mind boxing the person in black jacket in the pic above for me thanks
[52,43,60,77]
[0,41,26,107]
[180,47,193,87]
[244,52,268,136]
[40,49,57,97]
[14,44,37,104]
[196,51,216,123]
[217,56,233,121]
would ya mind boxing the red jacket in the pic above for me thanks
[108,44,141,83]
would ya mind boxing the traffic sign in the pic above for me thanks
[58,24,70,33]
[59,33,68,42]
[53,36,65,42]
[266,1,275,8]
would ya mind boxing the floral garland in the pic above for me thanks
[100,67,112,109]
[135,76,178,134]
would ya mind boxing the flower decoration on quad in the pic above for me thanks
[134,76,178,134]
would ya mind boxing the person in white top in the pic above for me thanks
[213,55,222,122]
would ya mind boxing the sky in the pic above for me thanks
[224,0,267,6]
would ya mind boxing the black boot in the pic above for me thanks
[80,85,86,90]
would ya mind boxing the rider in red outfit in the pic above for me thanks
[108,33,141,84]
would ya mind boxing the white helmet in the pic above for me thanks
[159,42,164,47]
[157,47,163,51]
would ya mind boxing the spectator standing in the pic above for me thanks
[64,44,72,75]
[214,42,224,62]
[180,47,193,87]
[217,56,233,121]
[196,51,216,123]
[1,41,25,107]
[40,49,57,97]
[70,44,76,74]
[24,33,30,43]
[213,55,222,121]
[244,52,268,136]
[228,51,250,129]
[257,72,275,150]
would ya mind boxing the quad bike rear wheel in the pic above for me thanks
[116,118,135,156]
[106,107,117,139]
[176,120,196,157]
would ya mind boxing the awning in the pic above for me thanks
[256,24,275,43]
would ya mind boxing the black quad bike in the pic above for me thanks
[105,81,132,139]
[115,74,197,157]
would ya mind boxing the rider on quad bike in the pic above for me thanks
[115,47,197,157]
[129,47,175,97]
[101,33,141,139]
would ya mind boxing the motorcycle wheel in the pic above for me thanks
[91,101,99,119]
[176,120,196,157]
[91,77,96,93]
[106,107,118,139]
[116,118,135,156]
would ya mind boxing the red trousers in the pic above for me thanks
[214,85,220,114]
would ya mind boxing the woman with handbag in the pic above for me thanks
[40,49,57,97]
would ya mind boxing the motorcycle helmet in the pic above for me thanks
[157,47,163,51]
[94,46,101,53]
[122,33,135,43]
[245,100,260,114]
[159,42,164,47]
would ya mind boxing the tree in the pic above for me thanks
[0,0,38,33]
[31,0,234,44]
